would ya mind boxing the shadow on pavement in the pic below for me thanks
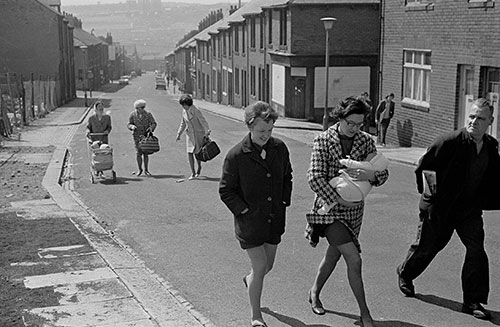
[416,294,500,325]
[262,307,331,327]
[262,307,426,327]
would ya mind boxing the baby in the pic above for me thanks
[318,152,389,214]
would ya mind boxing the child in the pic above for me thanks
[318,152,389,214]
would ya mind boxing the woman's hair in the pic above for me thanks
[331,96,370,120]
[179,94,193,107]
[244,101,279,126]
[134,99,147,109]
[94,100,104,109]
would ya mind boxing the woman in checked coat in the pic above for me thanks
[306,96,389,327]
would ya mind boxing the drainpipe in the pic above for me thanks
[378,0,385,104]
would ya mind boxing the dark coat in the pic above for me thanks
[219,133,293,244]
[415,128,500,220]
[375,99,395,121]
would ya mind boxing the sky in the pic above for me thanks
[61,0,230,5]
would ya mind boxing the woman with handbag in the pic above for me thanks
[219,101,293,327]
[127,99,157,176]
[176,94,210,180]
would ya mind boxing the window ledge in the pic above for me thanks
[405,2,435,11]
[468,0,494,8]
[401,98,430,112]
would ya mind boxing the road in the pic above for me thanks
[68,73,500,327]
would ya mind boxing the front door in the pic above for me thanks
[458,65,475,129]
[290,77,306,119]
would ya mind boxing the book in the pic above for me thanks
[422,170,437,196]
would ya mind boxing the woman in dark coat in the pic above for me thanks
[219,101,293,327]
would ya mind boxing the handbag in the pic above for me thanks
[139,132,160,154]
[195,136,220,162]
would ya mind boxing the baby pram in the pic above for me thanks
[87,133,116,183]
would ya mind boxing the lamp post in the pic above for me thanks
[80,45,88,107]
[321,17,336,131]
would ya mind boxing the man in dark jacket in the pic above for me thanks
[397,98,500,320]
[375,93,395,146]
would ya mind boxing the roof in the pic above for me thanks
[73,28,105,47]
[178,0,377,50]
[263,0,379,7]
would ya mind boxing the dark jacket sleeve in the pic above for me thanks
[282,144,293,206]
[375,101,385,121]
[219,148,248,216]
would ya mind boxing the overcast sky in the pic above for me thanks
[61,0,230,5]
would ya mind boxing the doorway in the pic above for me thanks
[290,77,306,118]
[458,65,475,130]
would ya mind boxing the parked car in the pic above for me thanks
[118,76,129,85]
[155,78,166,90]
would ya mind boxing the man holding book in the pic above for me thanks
[397,98,500,320]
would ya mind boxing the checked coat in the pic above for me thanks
[306,123,389,251]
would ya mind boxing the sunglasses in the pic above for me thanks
[136,106,145,109]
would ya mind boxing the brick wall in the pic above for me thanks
[0,0,62,78]
[290,4,380,57]
[382,0,500,147]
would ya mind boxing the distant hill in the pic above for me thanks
[62,2,230,58]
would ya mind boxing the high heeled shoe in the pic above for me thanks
[308,290,325,315]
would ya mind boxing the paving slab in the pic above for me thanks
[54,278,132,305]
[9,253,108,280]
[22,297,150,327]
[24,267,117,289]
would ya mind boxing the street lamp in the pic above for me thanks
[80,45,88,107]
[321,17,336,131]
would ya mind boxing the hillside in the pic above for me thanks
[62,2,230,57]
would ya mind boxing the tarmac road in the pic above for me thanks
[67,74,500,327]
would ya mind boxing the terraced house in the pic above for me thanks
[174,0,380,124]
[380,0,500,147]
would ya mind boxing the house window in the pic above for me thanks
[403,50,431,107]
[250,66,256,96]
[235,68,240,95]
[279,8,287,46]
[250,16,256,49]
[223,67,228,93]
[212,68,217,92]
[223,31,227,57]
[212,39,216,57]
[259,14,264,49]
[234,25,239,52]
[268,11,273,45]
[206,74,210,95]
[242,24,246,54]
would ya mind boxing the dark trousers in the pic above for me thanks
[399,207,489,304]
[378,119,390,144]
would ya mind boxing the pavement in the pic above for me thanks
[1,85,426,327]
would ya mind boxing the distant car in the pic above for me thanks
[118,76,129,85]
[155,78,166,90]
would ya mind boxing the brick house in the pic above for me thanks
[73,28,110,93]
[265,0,380,120]
[0,0,75,104]
[174,0,380,122]
[380,0,500,147]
